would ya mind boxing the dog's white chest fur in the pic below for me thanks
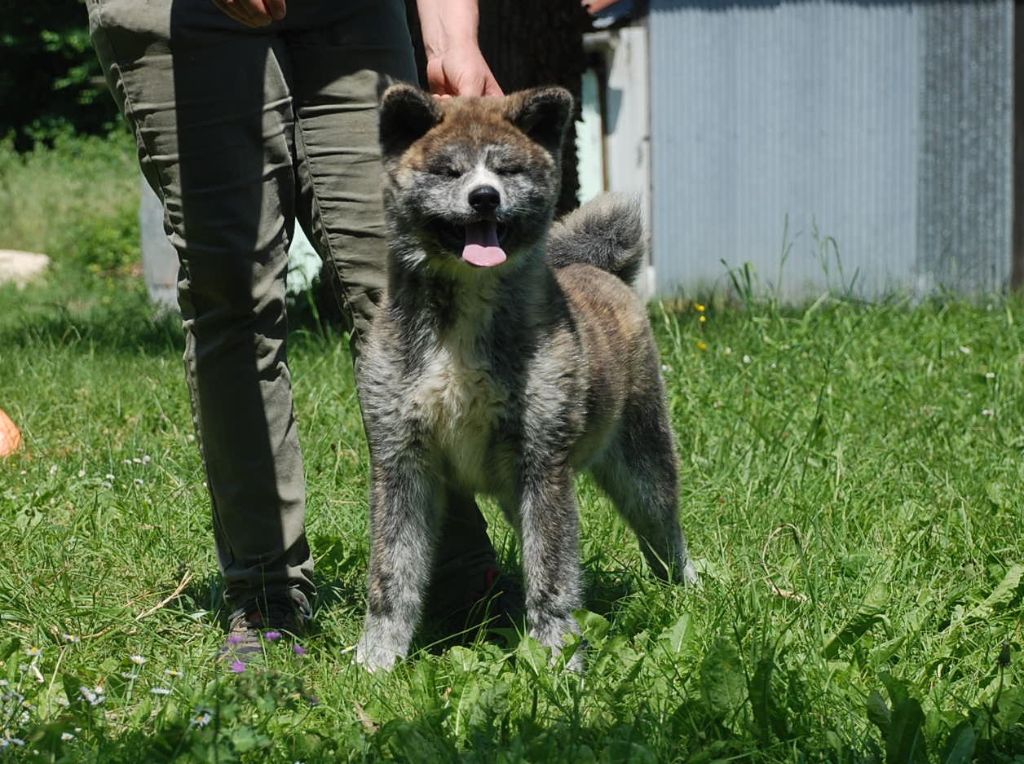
[410,341,507,487]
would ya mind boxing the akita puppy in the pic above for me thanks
[355,84,698,672]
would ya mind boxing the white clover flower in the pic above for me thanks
[77,470,86,478]
[49,465,58,475]
[133,478,144,486]
[743,355,752,364]
[129,655,146,666]
[60,732,74,742]
[959,345,972,355]
[150,687,172,696]
[78,686,105,706]
[985,371,996,380]
[142,455,151,464]
[982,409,995,418]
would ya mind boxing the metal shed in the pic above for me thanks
[589,0,1016,299]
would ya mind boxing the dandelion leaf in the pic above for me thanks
[749,654,789,742]
[700,637,746,720]
[657,614,692,655]
[965,563,1024,623]
[887,697,928,764]
[824,582,888,658]
[939,721,976,764]
[866,690,891,736]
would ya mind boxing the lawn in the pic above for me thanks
[0,134,1022,762]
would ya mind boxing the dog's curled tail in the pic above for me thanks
[546,193,644,284]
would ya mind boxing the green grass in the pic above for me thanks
[1,136,1023,761]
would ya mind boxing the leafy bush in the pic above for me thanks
[62,198,139,276]
[0,127,139,278]
[1,1,118,149]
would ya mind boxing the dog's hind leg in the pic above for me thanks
[590,398,698,586]
[356,457,441,672]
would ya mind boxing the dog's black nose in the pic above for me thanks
[468,185,500,213]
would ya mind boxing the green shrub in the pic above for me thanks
[1,1,118,150]
[62,196,139,275]
[0,127,139,278]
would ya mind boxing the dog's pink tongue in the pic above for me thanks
[462,221,506,267]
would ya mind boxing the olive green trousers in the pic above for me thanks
[87,0,495,613]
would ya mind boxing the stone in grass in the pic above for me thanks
[0,250,50,288]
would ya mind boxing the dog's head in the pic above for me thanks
[378,84,572,273]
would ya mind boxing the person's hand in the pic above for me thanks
[210,0,286,27]
[425,43,503,98]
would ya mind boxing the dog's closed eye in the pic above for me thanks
[429,163,463,178]
[492,162,524,176]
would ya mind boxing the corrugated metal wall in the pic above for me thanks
[647,0,1013,299]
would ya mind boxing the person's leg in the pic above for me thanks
[87,0,313,621]
[282,0,510,625]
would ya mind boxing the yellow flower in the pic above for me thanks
[696,340,708,352]
[698,315,707,324]
[695,303,706,313]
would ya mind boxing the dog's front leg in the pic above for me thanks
[356,456,439,672]
[518,463,585,671]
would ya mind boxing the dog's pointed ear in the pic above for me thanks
[506,87,574,155]
[379,84,442,159]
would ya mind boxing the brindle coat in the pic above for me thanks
[355,85,698,672]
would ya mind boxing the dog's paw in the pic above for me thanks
[354,636,404,673]
[354,621,409,673]
[681,559,701,587]
[529,616,585,672]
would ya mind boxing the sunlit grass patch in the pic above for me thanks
[2,272,1022,760]
[1,133,1022,760]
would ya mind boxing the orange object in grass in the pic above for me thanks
[0,408,22,457]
